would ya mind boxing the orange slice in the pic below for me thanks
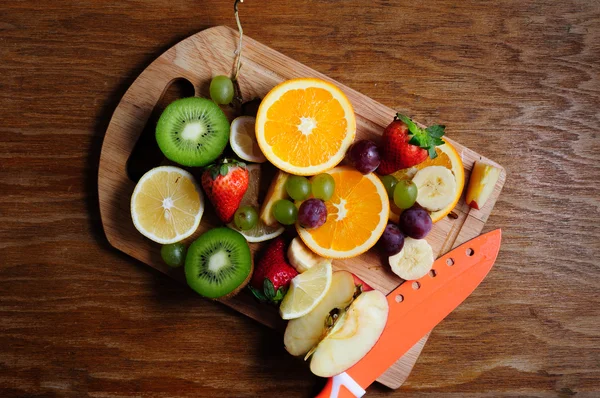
[389,142,464,223]
[255,78,356,176]
[131,166,204,244]
[297,167,389,259]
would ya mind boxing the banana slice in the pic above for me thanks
[288,237,332,273]
[412,166,457,212]
[389,237,434,280]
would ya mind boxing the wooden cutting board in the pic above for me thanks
[98,25,506,389]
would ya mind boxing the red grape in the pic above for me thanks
[347,140,381,174]
[297,199,328,229]
[379,223,405,255]
[399,207,432,239]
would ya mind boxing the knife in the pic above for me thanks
[315,229,502,398]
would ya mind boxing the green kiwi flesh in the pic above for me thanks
[156,97,230,167]
[185,227,253,299]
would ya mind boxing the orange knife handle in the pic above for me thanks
[314,374,365,398]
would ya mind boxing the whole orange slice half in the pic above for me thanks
[297,167,389,259]
[255,78,356,176]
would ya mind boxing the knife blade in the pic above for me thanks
[315,229,502,398]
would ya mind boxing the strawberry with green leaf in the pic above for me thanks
[201,159,249,223]
[249,237,298,304]
[377,113,446,175]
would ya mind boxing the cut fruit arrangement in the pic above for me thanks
[126,4,501,382]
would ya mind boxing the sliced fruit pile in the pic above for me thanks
[128,61,490,377]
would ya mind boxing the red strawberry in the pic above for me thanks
[377,113,446,175]
[201,159,249,223]
[249,237,299,304]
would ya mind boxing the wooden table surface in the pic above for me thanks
[1,1,599,397]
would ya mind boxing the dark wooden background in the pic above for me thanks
[1,1,599,397]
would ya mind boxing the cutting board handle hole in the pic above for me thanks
[466,248,475,256]
[412,281,420,290]
[126,77,195,182]
[395,294,404,303]
[446,258,455,266]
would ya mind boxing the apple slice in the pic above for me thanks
[309,289,389,377]
[259,170,289,226]
[284,271,355,356]
[465,161,501,210]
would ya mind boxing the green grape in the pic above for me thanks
[286,175,311,201]
[311,173,335,201]
[272,199,298,225]
[234,205,258,231]
[393,180,418,209]
[161,243,187,268]
[209,75,234,105]
[380,175,398,198]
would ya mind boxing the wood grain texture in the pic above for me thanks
[97,25,506,389]
[1,1,599,397]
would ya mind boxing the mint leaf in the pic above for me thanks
[210,166,220,180]
[426,125,445,138]
[428,147,438,159]
[408,135,424,147]
[397,113,446,159]
[272,287,286,304]
[219,164,229,176]
[432,137,445,146]
[263,278,275,299]
[396,113,419,133]
[248,285,267,302]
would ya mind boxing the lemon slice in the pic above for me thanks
[131,166,204,244]
[227,164,284,242]
[229,221,284,243]
[230,116,267,163]
[279,262,333,320]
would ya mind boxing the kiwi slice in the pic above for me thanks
[156,97,230,167]
[185,227,253,299]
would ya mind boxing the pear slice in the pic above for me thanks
[465,161,501,210]
[309,289,389,377]
[284,271,355,356]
